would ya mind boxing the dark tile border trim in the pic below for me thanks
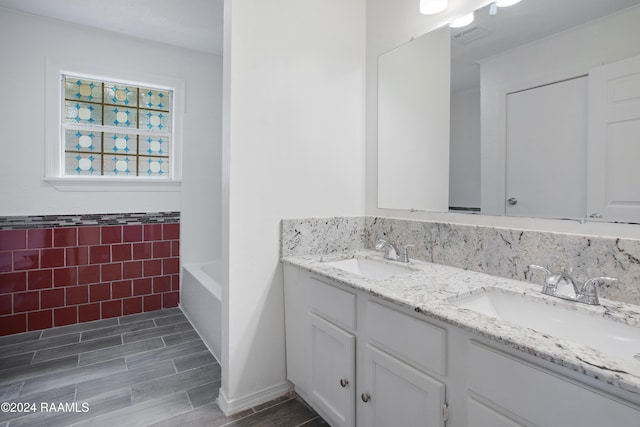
[0,212,180,230]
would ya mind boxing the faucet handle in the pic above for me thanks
[577,276,617,305]
[582,276,617,291]
[375,239,387,250]
[580,276,617,301]
[528,264,552,277]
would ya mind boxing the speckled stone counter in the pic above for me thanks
[282,250,640,399]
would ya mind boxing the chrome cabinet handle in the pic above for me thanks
[507,197,518,206]
[339,378,349,388]
[361,393,371,403]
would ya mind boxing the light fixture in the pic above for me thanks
[495,0,522,7]
[420,0,448,15]
[450,12,474,28]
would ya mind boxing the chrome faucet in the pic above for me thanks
[375,239,414,263]
[527,265,617,305]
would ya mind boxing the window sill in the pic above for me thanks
[43,177,182,192]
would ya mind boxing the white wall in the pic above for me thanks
[181,53,223,265]
[480,5,640,215]
[0,7,218,216]
[450,87,481,209]
[221,0,366,412]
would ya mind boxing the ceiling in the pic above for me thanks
[0,0,224,54]
[2,0,638,75]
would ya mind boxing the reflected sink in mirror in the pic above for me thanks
[323,257,414,280]
[451,289,640,363]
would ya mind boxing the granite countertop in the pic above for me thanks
[282,250,640,399]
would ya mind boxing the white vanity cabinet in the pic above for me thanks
[283,264,447,427]
[284,261,640,426]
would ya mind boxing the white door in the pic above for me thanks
[588,54,640,223]
[505,76,588,219]
[359,344,445,427]
[309,313,355,427]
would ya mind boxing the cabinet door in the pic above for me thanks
[310,313,355,427]
[359,344,445,427]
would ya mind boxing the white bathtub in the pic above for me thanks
[181,261,222,363]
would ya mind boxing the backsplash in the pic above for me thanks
[281,216,640,305]
[0,212,180,336]
[281,216,366,257]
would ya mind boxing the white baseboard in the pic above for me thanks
[216,381,293,416]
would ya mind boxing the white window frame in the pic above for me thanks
[44,58,184,192]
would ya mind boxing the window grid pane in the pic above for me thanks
[62,75,171,177]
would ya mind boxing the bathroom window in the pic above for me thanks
[45,61,184,191]
[63,75,172,177]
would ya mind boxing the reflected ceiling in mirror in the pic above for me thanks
[451,0,640,93]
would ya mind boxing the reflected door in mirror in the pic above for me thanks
[588,54,640,223]
[505,77,588,219]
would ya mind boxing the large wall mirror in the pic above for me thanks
[378,0,640,223]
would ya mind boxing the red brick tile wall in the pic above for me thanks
[0,223,180,336]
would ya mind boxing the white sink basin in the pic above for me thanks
[452,289,640,363]
[324,257,413,280]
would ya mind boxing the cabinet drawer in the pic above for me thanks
[309,275,357,330]
[366,300,446,376]
[467,341,640,426]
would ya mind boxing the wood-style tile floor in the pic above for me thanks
[0,308,327,426]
